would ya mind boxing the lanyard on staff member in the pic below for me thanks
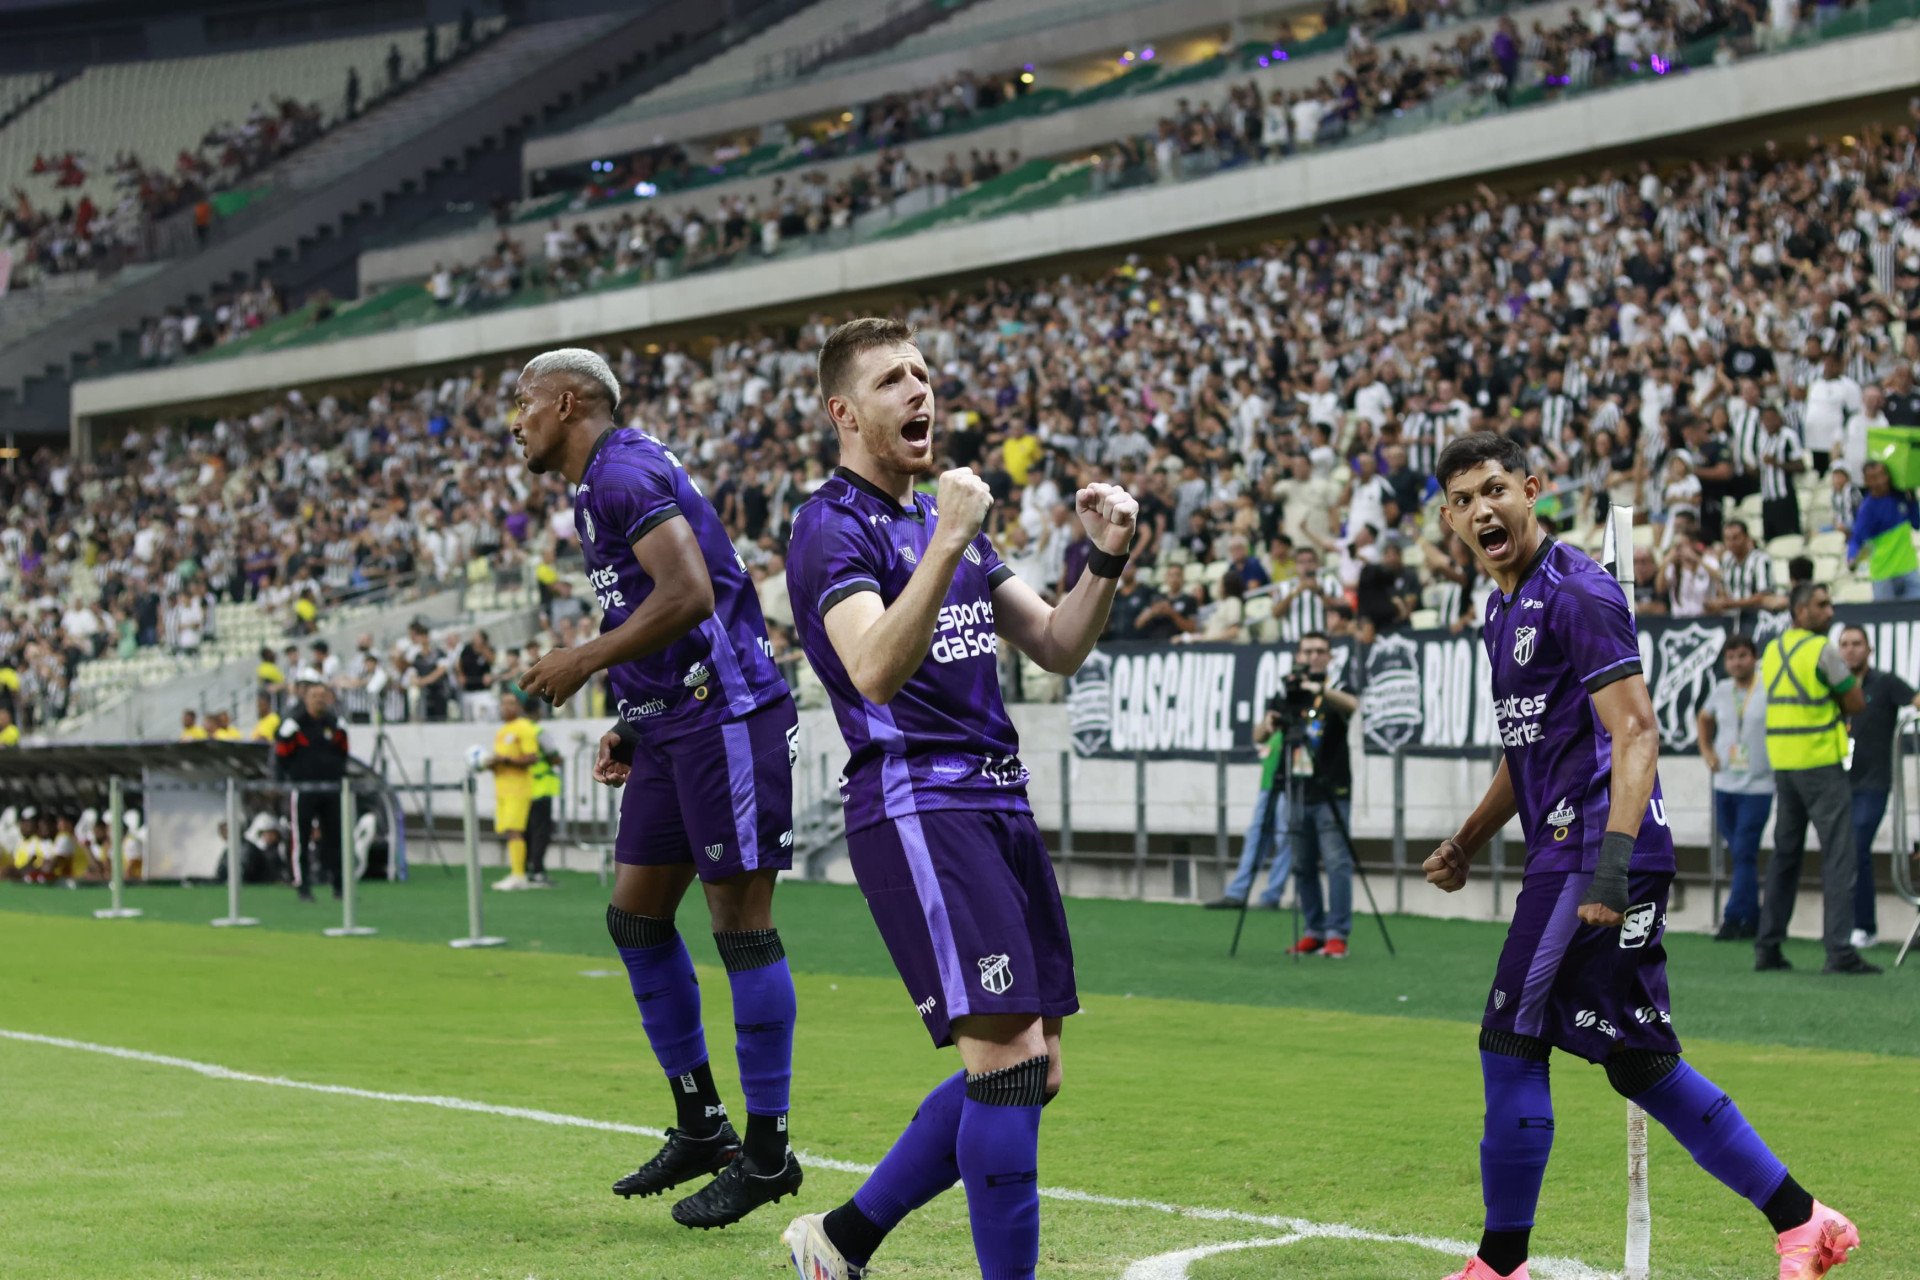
[1728,680,1754,774]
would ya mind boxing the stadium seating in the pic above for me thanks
[588,0,917,125]
[0,25,472,212]
[0,73,57,122]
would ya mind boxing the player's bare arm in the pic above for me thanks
[1696,707,1721,774]
[1580,674,1660,928]
[822,468,990,705]
[1425,757,1517,892]
[521,517,715,707]
[992,482,1138,675]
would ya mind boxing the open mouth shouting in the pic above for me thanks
[1477,520,1514,562]
[900,412,932,454]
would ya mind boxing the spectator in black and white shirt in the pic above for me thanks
[1709,520,1785,633]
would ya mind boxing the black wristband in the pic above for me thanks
[1087,546,1129,579]
[612,719,641,746]
[1582,831,1635,913]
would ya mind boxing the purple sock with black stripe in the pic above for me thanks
[825,1070,967,1266]
[606,905,713,1126]
[958,1056,1047,1280]
[1630,1061,1788,1208]
[715,928,795,1170]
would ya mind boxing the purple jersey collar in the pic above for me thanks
[1495,533,1558,612]
[834,465,925,523]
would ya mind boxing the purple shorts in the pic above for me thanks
[615,696,797,881]
[848,808,1078,1048]
[1483,870,1682,1064]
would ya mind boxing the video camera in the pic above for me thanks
[1267,669,1321,721]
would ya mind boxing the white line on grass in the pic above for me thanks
[0,1028,1616,1280]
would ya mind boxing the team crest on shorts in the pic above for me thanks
[1492,989,1508,1011]
[1513,626,1538,666]
[1618,901,1659,948]
[977,953,1013,995]
[703,842,725,861]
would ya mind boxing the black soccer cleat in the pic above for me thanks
[612,1124,740,1199]
[669,1149,803,1230]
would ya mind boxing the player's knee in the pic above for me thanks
[1480,1027,1551,1061]
[1604,1050,1681,1098]
[606,902,676,950]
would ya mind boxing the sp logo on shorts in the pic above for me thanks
[1513,626,1538,666]
[1491,988,1508,1011]
[703,842,725,861]
[1574,1009,1619,1038]
[977,953,1013,995]
[1618,901,1659,949]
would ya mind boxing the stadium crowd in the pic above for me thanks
[5,99,328,284]
[1,16,492,291]
[172,0,1802,362]
[2,108,1917,738]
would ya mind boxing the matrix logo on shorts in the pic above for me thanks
[1619,901,1659,949]
[977,954,1013,995]
[1574,1009,1619,1038]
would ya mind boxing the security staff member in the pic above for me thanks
[275,678,351,900]
[525,721,563,885]
[1756,584,1878,974]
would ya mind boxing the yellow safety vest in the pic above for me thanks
[529,729,562,800]
[1762,628,1849,771]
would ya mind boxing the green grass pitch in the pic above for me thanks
[2,874,1914,1279]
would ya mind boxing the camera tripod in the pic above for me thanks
[1228,712,1397,959]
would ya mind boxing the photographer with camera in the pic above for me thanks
[1280,631,1361,958]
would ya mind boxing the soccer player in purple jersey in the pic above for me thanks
[779,319,1137,1280]
[511,349,805,1230]
[1422,433,1859,1280]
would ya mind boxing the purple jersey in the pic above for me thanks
[787,468,1030,834]
[1482,537,1674,876]
[574,428,787,741]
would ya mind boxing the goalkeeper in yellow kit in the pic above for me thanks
[487,689,544,891]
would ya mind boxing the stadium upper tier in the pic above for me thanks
[83,0,1914,409]
[364,0,1579,289]
[0,23,487,214]
[580,0,944,130]
[529,0,1312,173]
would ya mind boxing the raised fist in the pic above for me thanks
[934,468,993,548]
[1075,482,1140,555]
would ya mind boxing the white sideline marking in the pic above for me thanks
[0,1028,1616,1279]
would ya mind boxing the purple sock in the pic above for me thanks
[1479,1050,1554,1231]
[607,906,707,1077]
[847,1070,966,1247]
[957,1057,1048,1280]
[715,930,795,1168]
[1630,1061,1788,1207]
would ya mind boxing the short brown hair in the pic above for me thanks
[817,317,915,402]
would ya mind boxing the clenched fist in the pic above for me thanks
[934,467,993,548]
[1076,482,1140,555]
[1424,838,1471,892]
[593,728,632,786]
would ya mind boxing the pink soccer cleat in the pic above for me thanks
[1777,1201,1860,1278]
[1441,1257,1528,1280]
